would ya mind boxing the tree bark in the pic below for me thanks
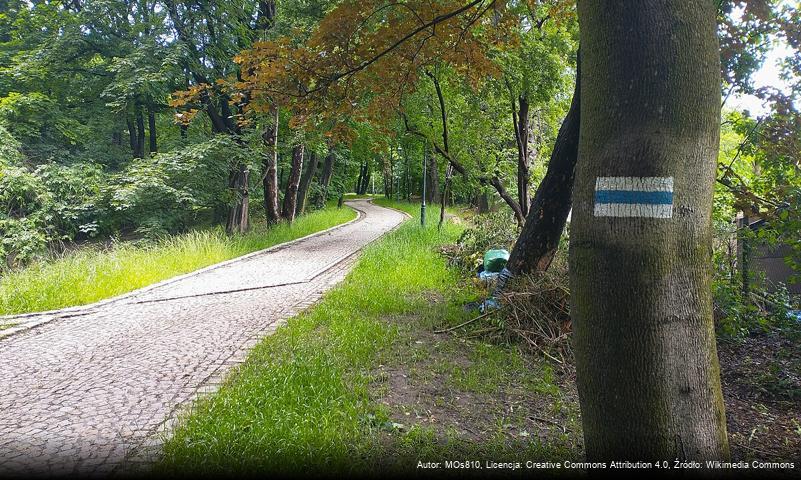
[356,161,371,195]
[126,116,141,159]
[363,165,372,194]
[257,0,276,30]
[438,164,452,230]
[318,151,335,208]
[281,144,304,222]
[262,107,281,224]
[501,53,581,278]
[477,190,490,213]
[135,106,146,158]
[226,162,249,234]
[571,0,728,461]
[355,162,363,194]
[147,105,157,154]
[383,157,393,199]
[512,94,531,217]
[487,175,525,225]
[297,150,319,214]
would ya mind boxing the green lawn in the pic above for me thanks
[0,205,356,315]
[157,200,579,476]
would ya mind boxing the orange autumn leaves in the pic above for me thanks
[169,0,570,140]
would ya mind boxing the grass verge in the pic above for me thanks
[157,200,580,476]
[0,205,356,315]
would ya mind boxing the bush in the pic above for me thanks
[106,136,236,237]
[713,275,799,339]
[447,210,520,272]
[0,134,245,267]
[1,153,109,267]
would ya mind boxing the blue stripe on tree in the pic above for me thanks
[594,190,673,205]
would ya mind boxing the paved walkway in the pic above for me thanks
[0,200,406,478]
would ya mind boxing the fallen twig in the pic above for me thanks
[434,306,505,334]
[731,440,787,459]
[528,415,567,433]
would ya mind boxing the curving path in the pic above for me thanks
[0,200,406,478]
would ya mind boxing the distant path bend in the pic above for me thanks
[0,199,406,477]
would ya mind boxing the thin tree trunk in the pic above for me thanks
[571,0,728,461]
[297,149,319,214]
[487,176,525,225]
[363,166,372,195]
[438,164,452,231]
[512,94,530,217]
[477,190,490,213]
[384,158,393,199]
[502,56,581,276]
[147,106,157,154]
[318,151,335,208]
[282,144,304,222]
[357,161,371,195]
[262,107,281,224]
[355,162,366,194]
[135,106,145,158]
[126,117,140,159]
[225,162,249,234]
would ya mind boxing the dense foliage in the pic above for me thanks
[1,0,799,339]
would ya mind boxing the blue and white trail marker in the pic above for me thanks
[593,176,673,218]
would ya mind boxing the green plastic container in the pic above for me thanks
[483,249,510,273]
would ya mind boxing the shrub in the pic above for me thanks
[447,210,520,273]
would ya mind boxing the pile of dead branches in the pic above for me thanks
[499,252,573,365]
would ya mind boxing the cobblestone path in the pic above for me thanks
[0,200,406,478]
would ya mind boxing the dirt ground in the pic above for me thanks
[367,291,800,472]
[718,331,801,463]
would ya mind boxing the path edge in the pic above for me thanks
[0,203,366,339]
[115,200,413,474]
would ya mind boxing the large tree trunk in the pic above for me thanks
[571,0,728,461]
[262,107,281,224]
[318,151,335,208]
[281,144,304,222]
[147,106,157,154]
[297,150,319,214]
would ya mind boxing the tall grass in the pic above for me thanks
[0,206,356,315]
[158,201,465,475]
